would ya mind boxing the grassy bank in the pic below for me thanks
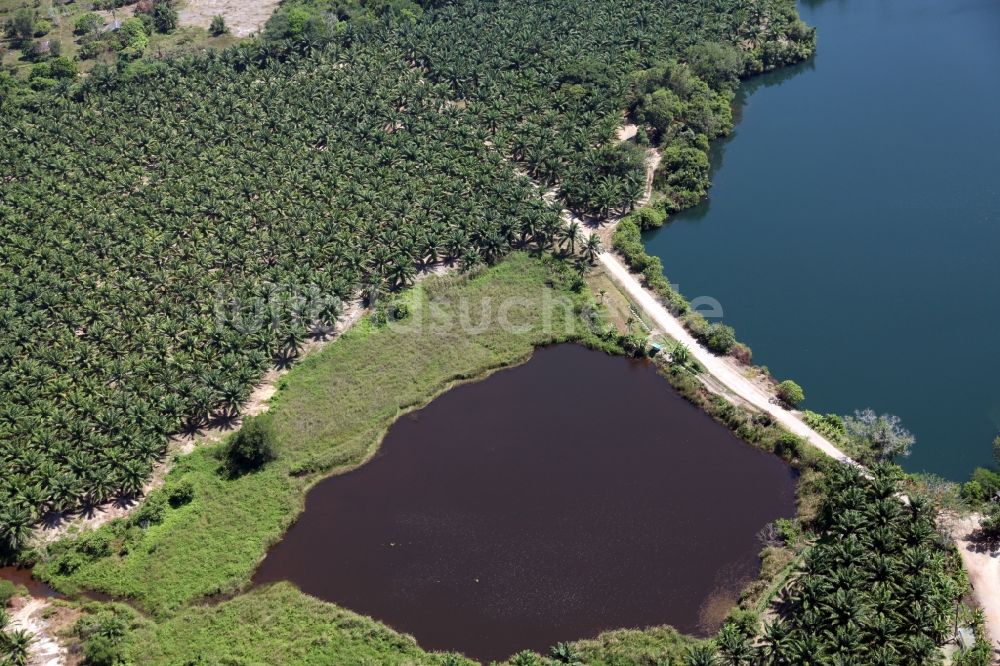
[121,582,469,665]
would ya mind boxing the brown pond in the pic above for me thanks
[253,344,797,662]
[0,567,57,598]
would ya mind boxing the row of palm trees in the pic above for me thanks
[0,40,564,544]
[685,464,965,665]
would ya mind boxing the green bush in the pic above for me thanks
[116,17,149,59]
[150,1,178,33]
[75,13,104,35]
[964,468,1000,504]
[774,432,804,461]
[655,144,710,211]
[702,322,736,354]
[83,634,122,666]
[11,8,36,42]
[618,332,647,357]
[131,493,167,527]
[209,14,228,36]
[777,380,805,407]
[0,579,16,606]
[78,530,114,558]
[631,206,667,230]
[166,479,194,508]
[225,416,277,474]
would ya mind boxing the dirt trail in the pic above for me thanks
[594,242,856,465]
[8,597,67,666]
[573,135,854,465]
[950,514,1000,659]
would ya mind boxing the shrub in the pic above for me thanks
[12,8,36,42]
[209,14,228,36]
[47,56,78,80]
[149,1,178,33]
[655,144,710,210]
[703,322,736,354]
[549,642,582,664]
[225,416,277,474]
[33,18,52,37]
[75,13,104,35]
[78,531,113,558]
[131,493,167,528]
[965,468,1000,504]
[78,38,105,60]
[83,634,121,666]
[390,301,410,320]
[630,206,667,230]
[618,332,647,357]
[774,432,803,461]
[116,17,149,58]
[730,341,752,365]
[962,479,986,504]
[777,380,805,407]
[0,579,16,606]
[843,409,914,462]
[166,479,194,508]
[979,503,1000,542]
[509,651,542,666]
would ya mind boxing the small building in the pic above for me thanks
[647,342,663,357]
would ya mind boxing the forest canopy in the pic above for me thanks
[0,0,813,553]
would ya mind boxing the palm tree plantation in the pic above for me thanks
[0,0,993,664]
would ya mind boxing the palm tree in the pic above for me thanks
[581,234,603,264]
[0,505,34,552]
[560,222,582,256]
[684,644,719,666]
[717,623,756,665]
[4,628,34,666]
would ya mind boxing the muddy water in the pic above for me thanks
[0,567,57,598]
[254,344,796,662]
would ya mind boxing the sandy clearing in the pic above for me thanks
[177,0,281,37]
[8,597,68,666]
[950,514,1000,659]
[615,123,638,142]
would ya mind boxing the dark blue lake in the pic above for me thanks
[643,0,1000,479]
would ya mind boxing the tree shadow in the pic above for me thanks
[965,528,1000,556]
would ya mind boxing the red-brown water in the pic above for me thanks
[0,567,57,598]
[253,344,796,662]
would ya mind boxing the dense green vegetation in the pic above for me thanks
[0,36,559,548]
[0,0,813,555]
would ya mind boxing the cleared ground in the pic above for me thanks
[177,0,281,37]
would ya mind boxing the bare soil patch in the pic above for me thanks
[177,0,281,37]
